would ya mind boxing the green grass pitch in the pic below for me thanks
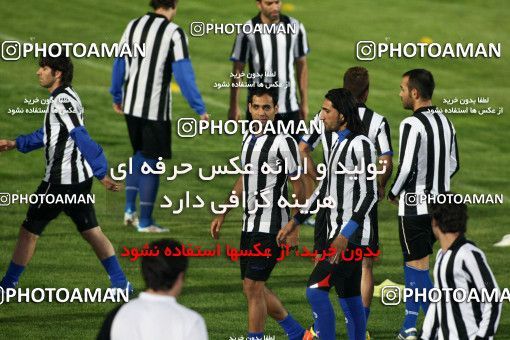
[0,0,509,339]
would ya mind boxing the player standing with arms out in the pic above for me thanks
[110,0,208,232]
[229,0,309,128]
[211,87,306,340]
[388,69,459,339]
[0,51,131,291]
[279,89,378,340]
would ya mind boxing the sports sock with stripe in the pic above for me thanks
[125,151,143,213]
[306,287,336,340]
[0,261,25,288]
[138,155,160,227]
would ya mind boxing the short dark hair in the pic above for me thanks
[141,239,189,291]
[248,86,279,106]
[343,66,369,103]
[403,69,435,100]
[429,193,468,234]
[150,0,177,9]
[324,88,366,135]
[39,46,73,86]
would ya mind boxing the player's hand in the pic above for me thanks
[200,113,210,121]
[286,226,300,248]
[0,140,16,152]
[112,103,123,115]
[299,103,309,121]
[277,219,298,246]
[228,106,241,121]
[329,234,348,264]
[377,185,385,202]
[210,215,224,239]
[100,176,122,192]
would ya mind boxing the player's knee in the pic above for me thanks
[20,226,39,241]
[243,279,264,298]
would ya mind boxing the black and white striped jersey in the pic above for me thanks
[389,106,459,216]
[296,131,378,245]
[230,14,309,113]
[421,236,502,340]
[240,132,300,234]
[301,105,393,160]
[119,12,189,121]
[43,86,93,184]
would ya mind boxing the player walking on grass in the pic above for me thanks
[0,51,131,292]
[211,87,306,340]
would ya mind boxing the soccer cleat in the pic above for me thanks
[0,277,17,289]
[397,327,418,340]
[302,324,317,340]
[137,224,169,233]
[366,330,371,340]
[124,211,139,227]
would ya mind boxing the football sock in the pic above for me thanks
[277,313,305,340]
[402,265,420,330]
[339,296,366,340]
[101,255,127,287]
[125,151,143,213]
[138,156,160,228]
[306,288,336,340]
[0,261,25,288]
[364,307,371,324]
[414,265,433,313]
[247,331,264,340]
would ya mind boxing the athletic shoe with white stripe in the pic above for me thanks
[137,224,169,233]
[397,327,418,340]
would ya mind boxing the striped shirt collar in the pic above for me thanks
[445,235,474,253]
[413,105,438,115]
[336,128,351,144]
[50,85,68,98]
[147,12,168,20]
